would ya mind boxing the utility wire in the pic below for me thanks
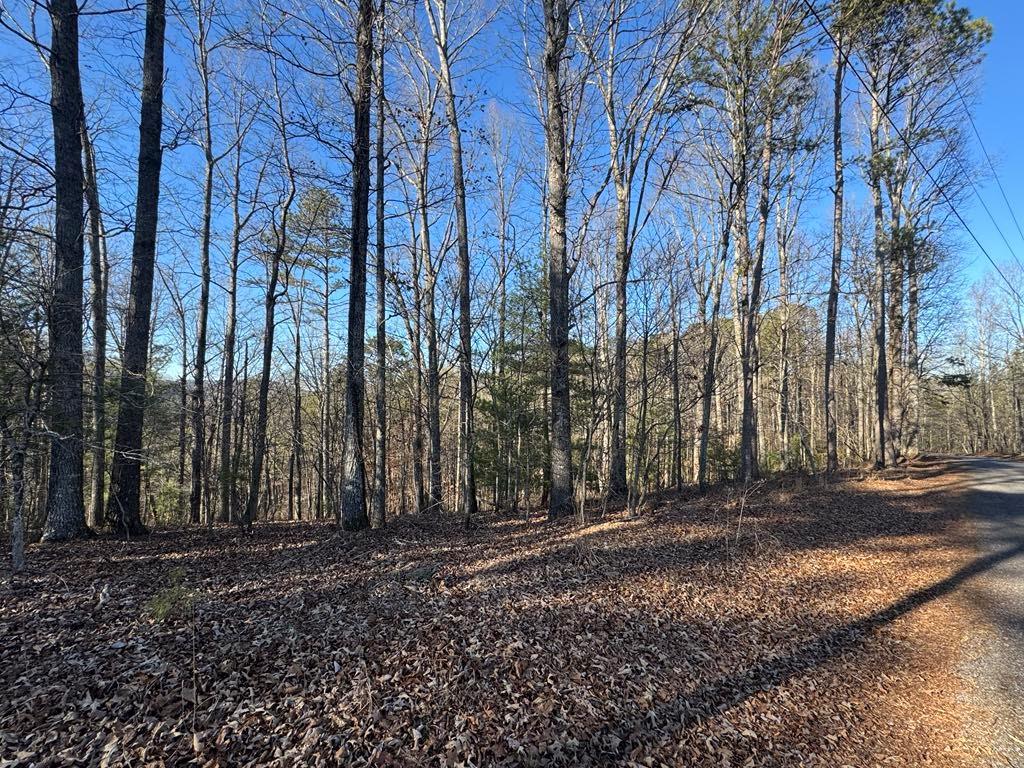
[945,120,1024,272]
[801,0,1023,302]
[945,65,1024,248]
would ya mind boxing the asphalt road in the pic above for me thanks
[947,457,1024,765]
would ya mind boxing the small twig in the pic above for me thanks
[735,480,765,546]
[191,600,198,734]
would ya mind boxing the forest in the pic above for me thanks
[2,0,1023,764]
[0,0,1010,544]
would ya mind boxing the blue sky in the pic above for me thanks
[959,0,1024,283]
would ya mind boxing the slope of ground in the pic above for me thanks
[0,460,998,766]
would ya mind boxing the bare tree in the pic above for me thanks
[542,0,573,519]
[339,0,374,530]
[218,90,261,524]
[388,28,445,515]
[483,104,527,510]
[1,191,48,569]
[182,0,234,526]
[691,197,730,493]
[40,0,89,541]
[576,0,706,496]
[105,0,167,537]
[81,119,109,529]
[733,2,807,483]
[422,0,492,524]
[371,0,388,529]
[242,46,297,528]
[288,278,305,521]
[824,2,846,476]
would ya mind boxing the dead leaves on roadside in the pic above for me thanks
[1,467,981,766]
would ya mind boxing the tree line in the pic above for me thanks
[0,0,1005,567]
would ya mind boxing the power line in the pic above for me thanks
[949,130,1024,272]
[946,66,1024,248]
[801,0,1023,302]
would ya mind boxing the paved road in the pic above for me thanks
[946,457,1024,766]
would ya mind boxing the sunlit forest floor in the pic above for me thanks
[1,459,1002,766]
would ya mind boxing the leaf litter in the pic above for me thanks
[0,459,993,766]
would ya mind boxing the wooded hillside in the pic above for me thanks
[1,0,1010,549]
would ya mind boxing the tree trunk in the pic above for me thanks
[395,210,427,514]
[906,234,920,456]
[886,197,906,462]
[629,325,651,511]
[869,96,889,469]
[439,58,477,526]
[9,424,27,572]
[289,292,304,521]
[82,120,108,529]
[320,224,333,520]
[6,380,35,573]
[1014,365,1024,454]
[42,0,90,541]
[243,240,283,528]
[432,30,477,525]
[738,91,775,484]
[0,425,7,541]
[609,179,630,496]
[105,0,166,537]
[189,0,221,526]
[824,34,845,476]
[339,0,373,530]
[243,64,296,528]
[670,283,682,491]
[177,308,188,490]
[371,6,388,529]
[698,238,728,494]
[189,157,213,526]
[422,182,443,514]
[218,145,243,524]
[542,0,573,519]
[495,186,510,510]
[234,342,249,513]
[777,212,791,468]
[410,290,427,514]
[189,134,215,524]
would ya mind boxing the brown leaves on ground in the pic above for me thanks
[1,460,989,766]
